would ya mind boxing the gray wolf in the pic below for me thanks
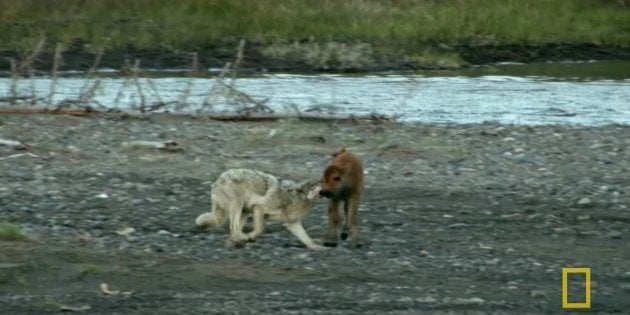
[319,148,364,246]
[195,169,325,250]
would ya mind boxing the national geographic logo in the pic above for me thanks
[562,267,591,309]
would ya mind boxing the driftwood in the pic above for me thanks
[0,152,39,161]
[0,107,398,122]
[121,140,183,152]
[0,139,29,150]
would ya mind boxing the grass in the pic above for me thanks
[80,263,102,275]
[0,222,25,241]
[0,0,629,55]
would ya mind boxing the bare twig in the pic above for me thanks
[215,79,273,114]
[229,39,246,85]
[177,52,199,110]
[18,37,46,75]
[57,49,105,109]
[190,52,200,74]
[200,61,232,110]
[144,77,165,108]
[0,152,39,161]
[6,58,19,105]
[86,49,104,76]
[130,59,147,111]
[49,43,63,106]
[113,58,133,107]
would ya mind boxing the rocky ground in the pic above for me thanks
[0,113,629,314]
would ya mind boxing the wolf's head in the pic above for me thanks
[295,179,322,201]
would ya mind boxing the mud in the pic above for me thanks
[1,114,629,314]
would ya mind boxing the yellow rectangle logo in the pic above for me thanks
[562,267,591,309]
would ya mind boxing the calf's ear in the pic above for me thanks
[331,147,347,157]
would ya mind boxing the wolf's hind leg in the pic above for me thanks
[324,200,341,246]
[246,206,265,241]
[227,201,249,245]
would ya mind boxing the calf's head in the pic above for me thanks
[319,165,348,199]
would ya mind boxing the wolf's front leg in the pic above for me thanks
[285,221,326,250]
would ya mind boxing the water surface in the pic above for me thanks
[1,61,629,126]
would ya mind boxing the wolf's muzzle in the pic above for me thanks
[319,190,333,198]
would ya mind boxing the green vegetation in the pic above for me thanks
[80,263,102,275]
[0,0,629,54]
[0,222,25,241]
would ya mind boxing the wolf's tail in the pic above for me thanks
[194,203,227,229]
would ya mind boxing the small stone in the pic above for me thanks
[448,223,468,229]
[453,297,485,305]
[578,230,601,237]
[297,252,310,260]
[500,213,523,220]
[552,227,573,234]
[399,260,413,267]
[416,296,437,303]
[577,197,593,207]
[478,243,493,250]
[95,193,109,199]
[529,290,546,298]
[527,213,543,221]
[605,231,622,239]
[121,182,136,189]
[116,226,135,236]
[577,215,590,221]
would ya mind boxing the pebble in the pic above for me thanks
[577,197,593,207]
[552,227,573,234]
[448,223,468,229]
[415,296,437,303]
[604,231,622,239]
[500,213,523,220]
[578,230,601,236]
[452,297,485,305]
[529,290,547,298]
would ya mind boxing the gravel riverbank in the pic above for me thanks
[1,114,629,314]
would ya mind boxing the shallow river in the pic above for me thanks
[1,61,629,126]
